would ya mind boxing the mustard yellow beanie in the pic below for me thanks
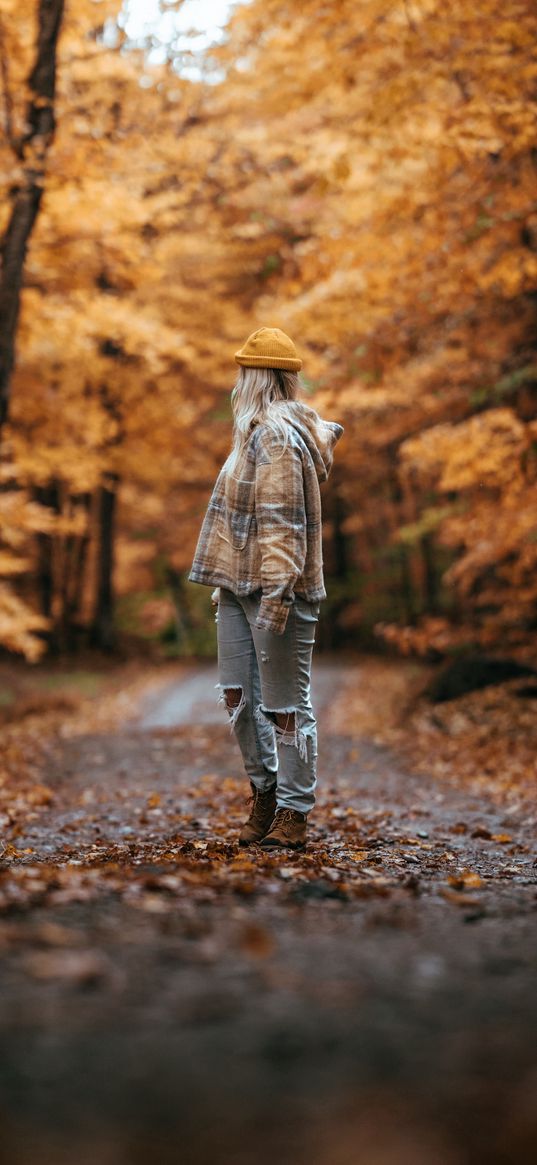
[234,327,302,371]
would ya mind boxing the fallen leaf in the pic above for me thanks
[23,949,110,984]
[237,922,275,958]
[440,889,482,907]
[448,870,484,890]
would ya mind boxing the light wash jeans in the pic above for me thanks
[216,587,320,815]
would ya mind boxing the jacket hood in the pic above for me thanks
[286,402,344,483]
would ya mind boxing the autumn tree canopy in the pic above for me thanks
[0,0,536,658]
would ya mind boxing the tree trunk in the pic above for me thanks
[90,474,119,651]
[386,469,414,624]
[422,532,439,614]
[166,566,194,650]
[399,465,428,621]
[325,479,349,649]
[0,0,65,432]
[332,485,349,582]
[34,480,61,652]
[65,492,92,649]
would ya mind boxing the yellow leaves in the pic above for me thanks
[0,0,36,15]
[480,251,537,297]
[231,222,266,239]
[447,870,484,890]
[378,617,459,659]
[332,155,351,182]
[0,551,30,576]
[1,0,535,660]
[0,488,56,546]
[494,19,537,49]
[0,584,49,662]
[401,409,527,492]
[25,783,55,807]
[442,482,537,557]
[44,177,152,238]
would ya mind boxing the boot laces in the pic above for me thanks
[275,808,300,827]
[245,785,275,809]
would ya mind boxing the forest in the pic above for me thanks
[0,5,536,1164]
[1,0,536,662]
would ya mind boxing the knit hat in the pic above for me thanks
[234,327,302,371]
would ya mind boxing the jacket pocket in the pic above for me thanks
[219,474,255,550]
[217,507,252,550]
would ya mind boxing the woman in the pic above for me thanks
[189,327,343,850]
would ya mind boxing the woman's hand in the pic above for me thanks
[211,587,220,607]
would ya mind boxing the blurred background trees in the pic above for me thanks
[1,0,536,660]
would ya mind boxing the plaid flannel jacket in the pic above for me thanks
[189,414,344,634]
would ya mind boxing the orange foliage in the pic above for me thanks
[0,0,536,655]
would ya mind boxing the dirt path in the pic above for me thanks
[139,658,345,726]
[0,661,536,1165]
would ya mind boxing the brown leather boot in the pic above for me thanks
[260,807,307,850]
[238,781,277,846]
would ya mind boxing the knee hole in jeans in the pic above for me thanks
[254,704,309,763]
[217,684,247,732]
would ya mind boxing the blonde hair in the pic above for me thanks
[223,366,304,476]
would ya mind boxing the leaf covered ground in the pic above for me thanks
[0,656,535,1165]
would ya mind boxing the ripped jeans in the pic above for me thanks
[216,587,320,815]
